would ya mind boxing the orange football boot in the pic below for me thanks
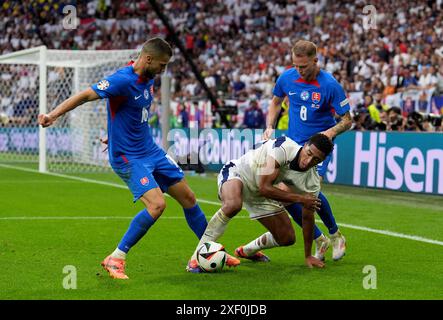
[101,255,129,279]
[235,246,270,262]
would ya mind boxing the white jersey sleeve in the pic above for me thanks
[267,136,302,166]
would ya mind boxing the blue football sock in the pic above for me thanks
[118,209,156,253]
[317,192,338,235]
[183,203,208,239]
[285,203,323,239]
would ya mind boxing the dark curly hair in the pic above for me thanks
[308,133,334,156]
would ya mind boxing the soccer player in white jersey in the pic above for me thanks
[187,133,334,272]
[264,40,352,261]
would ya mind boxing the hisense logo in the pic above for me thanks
[353,132,443,194]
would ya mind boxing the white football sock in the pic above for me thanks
[192,209,230,260]
[242,232,279,256]
[111,248,127,260]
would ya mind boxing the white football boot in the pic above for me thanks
[331,230,346,261]
[314,234,331,261]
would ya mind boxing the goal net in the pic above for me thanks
[0,46,137,173]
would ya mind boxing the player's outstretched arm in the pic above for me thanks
[263,95,283,140]
[302,207,325,268]
[38,88,100,127]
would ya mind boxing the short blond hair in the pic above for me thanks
[292,40,317,58]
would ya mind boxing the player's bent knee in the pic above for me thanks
[277,237,295,246]
[275,230,295,246]
[147,200,166,217]
[286,233,296,246]
[183,190,196,207]
[221,201,242,217]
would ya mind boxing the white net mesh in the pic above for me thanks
[0,47,138,172]
[0,63,39,165]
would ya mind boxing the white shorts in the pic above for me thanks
[217,162,286,220]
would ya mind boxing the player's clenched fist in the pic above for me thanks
[300,194,321,212]
[38,114,55,127]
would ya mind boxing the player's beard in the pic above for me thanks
[144,67,156,80]
[303,66,320,82]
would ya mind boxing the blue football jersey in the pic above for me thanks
[273,68,350,144]
[91,65,160,164]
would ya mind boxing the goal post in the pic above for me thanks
[39,46,47,173]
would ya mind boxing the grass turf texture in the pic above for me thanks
[0,164,442,300]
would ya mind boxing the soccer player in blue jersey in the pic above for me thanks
[264,40,352,261]
[38,37,240,279]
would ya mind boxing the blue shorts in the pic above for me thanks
[111,150,184,202]
[316,151,332,177]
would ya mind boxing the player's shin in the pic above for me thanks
[316,192,338,235]
[191,209,230,259]
[183,203,208,239]
[242,232,279,256]
[285,203,323,239]
[115,209,156,256]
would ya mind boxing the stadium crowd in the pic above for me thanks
[0,0,442,131]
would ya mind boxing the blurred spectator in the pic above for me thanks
[1,0,443,132]
[399,67,419,91]
[10,93,38,126]
[386,107,405,131]
[276,99,289,131]
[178,105,189,128]
[418,66,438,89]
[193,101,205,129]
[352,109,370,131]
[405,112,424,132]
[436,65,443,95]
[381,68,397,96]
[232,75,246,97]
[242,99,265,129]
[368,93,389,124]
[216,75,231,97]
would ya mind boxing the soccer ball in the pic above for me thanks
[196,241,227,273]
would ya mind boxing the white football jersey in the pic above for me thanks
[232,136,321,196]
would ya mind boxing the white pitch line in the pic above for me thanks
[1,215,442,247]
[1,163,443,247]
[0,163,220,207]
[335,222,443,246]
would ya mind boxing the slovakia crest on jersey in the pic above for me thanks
[300,91,309,101]
[144,88,150,100]
[312,92,321,103]
[97,79,110,90]
[140,177,149,185]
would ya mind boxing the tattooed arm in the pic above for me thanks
[321,111,352,140]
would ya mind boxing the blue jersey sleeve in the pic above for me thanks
[91,72,127,99]
[329,81,350,116]
[272,74,286,98]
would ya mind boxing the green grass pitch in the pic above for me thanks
[0,164,442,300]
